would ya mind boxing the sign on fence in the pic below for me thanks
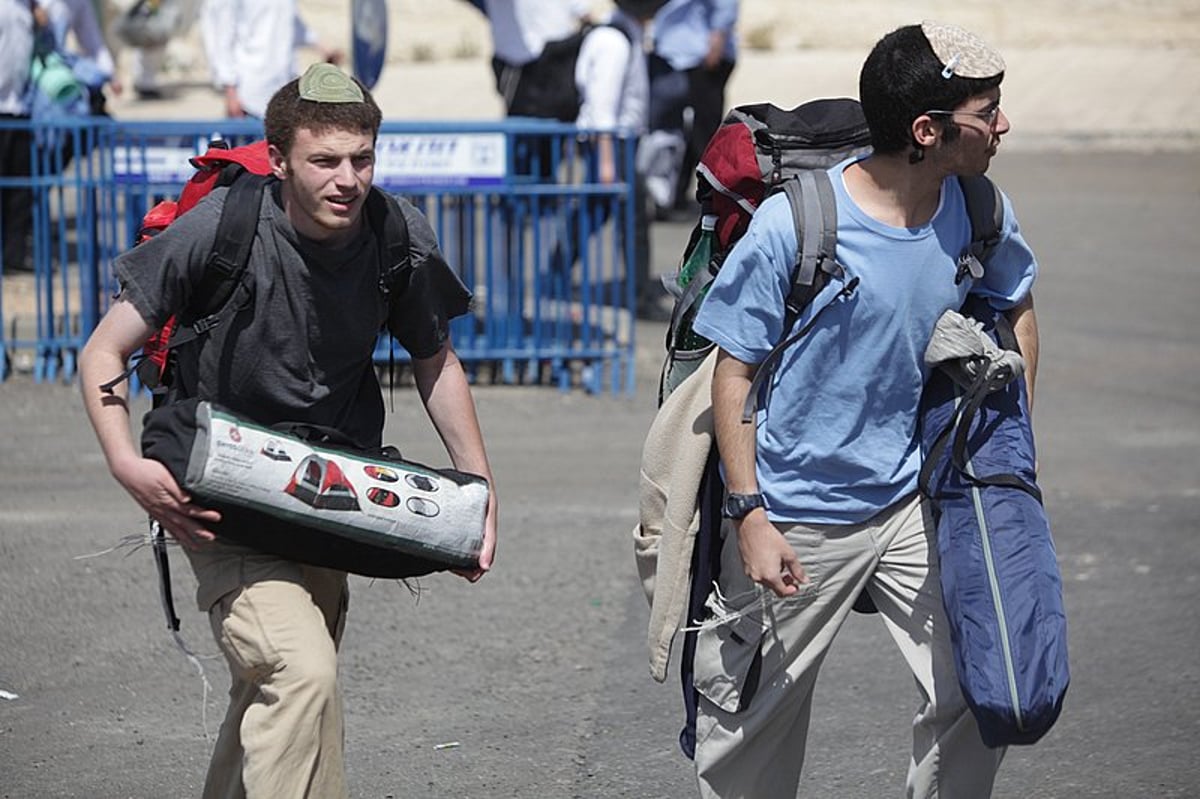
[374,133,506,188]
[111,136,217,184]
[110,132,509,189]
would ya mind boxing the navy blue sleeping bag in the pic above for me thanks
[919,297,1069,748]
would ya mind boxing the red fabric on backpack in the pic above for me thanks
[695,124,767,251]
[176,140,271,215]
[136,140,273,387]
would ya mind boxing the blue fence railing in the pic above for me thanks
[0,117,638,394]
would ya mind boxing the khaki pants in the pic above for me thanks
[186,542,349,799]
[692,494,1004,799]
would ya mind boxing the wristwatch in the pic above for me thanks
[722,492,765,520]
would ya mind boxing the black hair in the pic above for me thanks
[264,76,383,156]
[859,25,1003,155]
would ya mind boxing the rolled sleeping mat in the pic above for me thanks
[141,398,487,578]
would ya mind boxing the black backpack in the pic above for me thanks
[495,22,633,122]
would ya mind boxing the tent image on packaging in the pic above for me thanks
[285,454,361,512]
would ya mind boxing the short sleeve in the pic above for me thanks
[970,190,1038,309]
[114,188,228,327]
[386,198,473,359]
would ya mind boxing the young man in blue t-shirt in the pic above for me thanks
[689,22,1039,798]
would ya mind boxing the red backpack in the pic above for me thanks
[124,139,274,393]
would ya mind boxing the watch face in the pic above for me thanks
[724,493,763,519]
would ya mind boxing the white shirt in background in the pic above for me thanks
[203,0,318,117]
[485,0,590,65]
[575,11,648,132]
[0,0,34,115]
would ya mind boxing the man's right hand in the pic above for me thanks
[736,510,808,597]
[113,456,221,550]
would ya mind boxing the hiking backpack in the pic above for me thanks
[98,137,420,634]
[102,138,414,399]
[121,139,273,395]
[645,97,1009,759]
[660,97,1004,405]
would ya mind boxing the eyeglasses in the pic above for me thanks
[925,105,1002,127]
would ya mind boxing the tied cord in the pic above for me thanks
[74,524,218,739]
[678,583,767,634]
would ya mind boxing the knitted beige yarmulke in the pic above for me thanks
[920,21,1005,79]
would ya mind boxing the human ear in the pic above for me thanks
[268,144,289,180]
[911,114,942,148]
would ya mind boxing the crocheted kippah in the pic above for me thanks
[298,63,365,103]
[920,21,1005,79]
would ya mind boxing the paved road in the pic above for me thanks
[2,151,1198,798]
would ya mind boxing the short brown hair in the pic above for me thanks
[263,76,383,155]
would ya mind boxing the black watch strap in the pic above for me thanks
[723,492,766,520]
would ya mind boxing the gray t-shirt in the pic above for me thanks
[117,180,471,447]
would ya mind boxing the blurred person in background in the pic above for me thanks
[483,0,591,113]
[0,0,37,273]
[202,0,343,118]
[644,0,737,217]
[41,0,120,112]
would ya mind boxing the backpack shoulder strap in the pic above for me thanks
[781,169,843,321]
[172,171,269,342]
[102,171,269,394]
[364,186,414,407]
[955,174,1004,283]
[739,172,858,422]
[364,186,412,297]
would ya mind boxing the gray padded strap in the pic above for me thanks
[784,170,840,297]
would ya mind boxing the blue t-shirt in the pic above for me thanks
[692,156,1037,524]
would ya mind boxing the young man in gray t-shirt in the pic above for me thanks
[79,64,497,798]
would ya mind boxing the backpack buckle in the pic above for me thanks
[206,252,239,277]
[191,314,221,335]
[956,253,984,284]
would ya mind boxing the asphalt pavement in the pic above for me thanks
[1,148,1198,798]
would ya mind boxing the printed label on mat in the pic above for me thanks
[186,405,486,562]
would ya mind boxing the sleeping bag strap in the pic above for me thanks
[150,520,181,633]
[919,360,1043,503]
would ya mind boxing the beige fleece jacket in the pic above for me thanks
[632,350,718,683]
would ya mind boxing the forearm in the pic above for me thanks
[78,300,152,480]
[412,342,493,481]
[1007,293,1039,412]
[413,340,496,576]
[711,350,760,494]
[712,349,808,595]
[79,344,140,478]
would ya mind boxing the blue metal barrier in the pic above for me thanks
[0,117,637,394]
